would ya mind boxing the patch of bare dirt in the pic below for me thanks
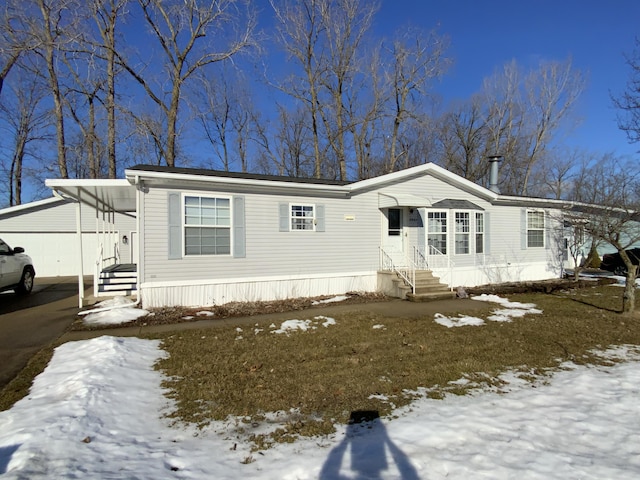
[465,276,617,295]
[70,291,391,331]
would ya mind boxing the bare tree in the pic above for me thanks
[517,59,584,195]
[381,26,449,173]
[90,0,129,178]
[437,97,490,183]
[0,1,35,96]
[28,0,81,178]
[276,105,314,177]
[271,0,327,178]
[537,148,579,200]
[473,59,585,196]
[130,110,169,166]
[195,73,233,170]
[116,0,256,167]
[317,0,378,180]
[614,37,640,146]
[0,70,52,205]
[571,154,640,313]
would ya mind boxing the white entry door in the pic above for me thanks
[383,208,405,265]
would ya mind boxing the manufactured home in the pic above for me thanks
[46,163,577,308]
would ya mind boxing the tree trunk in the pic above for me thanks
[39,0,68,178]
[106,39,116,178]
[622,270,636,313]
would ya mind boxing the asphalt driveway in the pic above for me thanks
[0,277,90,390]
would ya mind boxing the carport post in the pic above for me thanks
[76,199,85,308]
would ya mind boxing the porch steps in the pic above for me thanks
[405,270,455,302]
[97,264,137,296]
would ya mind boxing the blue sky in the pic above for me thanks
[368,0,640,157]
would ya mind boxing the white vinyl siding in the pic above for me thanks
[143,188,380,285]
[138,169,564,305]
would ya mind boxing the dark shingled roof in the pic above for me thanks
[431,199,484,210]
[127,164,351,186]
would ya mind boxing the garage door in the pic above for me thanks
[1,233,113,277]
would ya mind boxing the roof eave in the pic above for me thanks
[125,168,351,198]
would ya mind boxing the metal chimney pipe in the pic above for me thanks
[487,155,502,194]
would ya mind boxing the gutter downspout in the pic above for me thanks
[134,175,142,307]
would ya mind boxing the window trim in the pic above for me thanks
[182,193,233,257]
[526,210,545,248]
[475,212,485,254]
[427,210,448,255]
[289,203,316,231]
[454,211,470,255]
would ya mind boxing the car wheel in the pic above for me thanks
[614,265,627,276]
[15,268,34,294]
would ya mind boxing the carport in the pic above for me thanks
[44,179,138,308]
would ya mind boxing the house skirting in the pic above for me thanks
[140,271,379,308]
[432,260,561,288]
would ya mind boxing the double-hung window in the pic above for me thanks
[427,211,447,254]
[184,196,231,255]
[291,204,315,230]
[475,212,484,254]
[527,211,545,248]
[454,212,470,254]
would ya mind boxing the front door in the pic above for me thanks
[383,208,405,264]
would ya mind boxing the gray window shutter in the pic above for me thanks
[233,196,246,258]
[521,209,527,250]
[316,204,325,232]
[279,203,289,232]
[168,193,182,259]
[484,212,491,254]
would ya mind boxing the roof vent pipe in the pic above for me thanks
[487,155,502,194]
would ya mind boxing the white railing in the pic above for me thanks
[414,245,455,286]
[380,248,416,294]
[94,241,120,297]
[412,245,456,268]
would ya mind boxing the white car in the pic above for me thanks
[0,238,35,294]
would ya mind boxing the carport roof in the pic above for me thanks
[44,179,137,213]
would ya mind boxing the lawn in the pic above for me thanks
[150,284,640,450]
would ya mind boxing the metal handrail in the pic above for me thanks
[380,248,416,294]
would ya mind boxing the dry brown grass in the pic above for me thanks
[152,284,640,450]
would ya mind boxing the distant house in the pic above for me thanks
[0,196,136,278]
[46,163,580,308]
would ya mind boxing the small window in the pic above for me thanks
[455,212,470,254]
[475,212,484,254]
[291,204,315,230]
[527,211,545,248]
[388,208,402,236]
[184,195,231,255]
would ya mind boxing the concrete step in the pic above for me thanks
[406,291,456,302]
[414,285,451,295]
